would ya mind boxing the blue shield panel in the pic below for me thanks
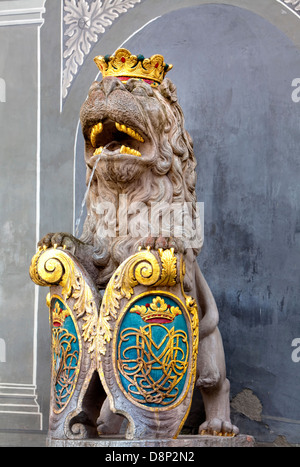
[116,292,190,409]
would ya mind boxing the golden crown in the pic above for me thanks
[94,48,173,87]
[130,296,181,323]
[52,301,69,328]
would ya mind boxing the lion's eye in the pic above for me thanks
[130,82,154,98]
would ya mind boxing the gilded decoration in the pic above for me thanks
[96,248,180,358]
[94,48,173,87]
[96,246,199,431]
[115,292,190,409]
[29,247,99,359]
[51,296,81,413]
[129,296,182,323]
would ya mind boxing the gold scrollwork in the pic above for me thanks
[29,248,99,358]
[52,326,79,413]
[96,248,178,357]
[29,247,74,299]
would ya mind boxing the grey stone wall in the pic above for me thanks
[1,0,300,446]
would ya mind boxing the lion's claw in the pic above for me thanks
[38,232,77,254]
[137,236,184,253]
[199,418,239,437]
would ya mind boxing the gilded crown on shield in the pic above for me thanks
[94,48,173,88]
[130,296,181,323]
[52,301,69,328]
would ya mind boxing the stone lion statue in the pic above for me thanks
[39,50,238,437]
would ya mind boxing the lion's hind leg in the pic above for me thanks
[196,328,239,436]
[97,397,125,435]
[194,265,239,436]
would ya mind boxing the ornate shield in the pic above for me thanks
[96,248,199,439]
[50,296,81,414]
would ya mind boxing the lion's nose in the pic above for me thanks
[100,77,126,96]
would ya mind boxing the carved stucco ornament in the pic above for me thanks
[62,0,143,100]
[279,0,300,16]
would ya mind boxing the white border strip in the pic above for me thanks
[33,21,43,392]
[60,0,64,113]
[0,18,44,26]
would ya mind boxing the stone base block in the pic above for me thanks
[47,433,255,448]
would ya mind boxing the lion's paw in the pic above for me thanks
[199,418,239,437]
[137,236,184,253]
[37,232,77,254]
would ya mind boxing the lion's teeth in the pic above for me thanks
[120,145,141,157]
[90,122,103,147]
[115,122,144,143]
[93,146,103,156]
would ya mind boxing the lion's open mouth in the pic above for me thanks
[90,119,146,158]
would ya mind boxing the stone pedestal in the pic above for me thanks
[47,434,255,448]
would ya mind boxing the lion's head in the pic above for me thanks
[79,75,202,287]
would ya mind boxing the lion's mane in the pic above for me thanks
[80,78,202,287]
